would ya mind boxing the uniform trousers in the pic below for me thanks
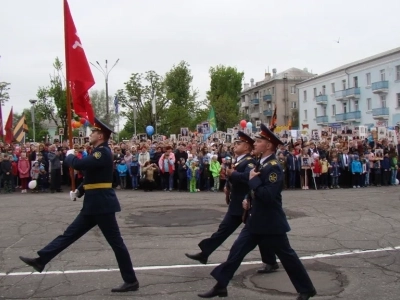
[211,226,314,293]
[37,212,137,284]
[198,213,276,265]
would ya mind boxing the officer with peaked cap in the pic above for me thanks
[19,117,139,293]
[185,130,278,274]
[198,124,316,300]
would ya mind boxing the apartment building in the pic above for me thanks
[297,47,400,129]
[240,68,314,128]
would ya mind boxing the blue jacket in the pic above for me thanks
[286,154,299,171]
[329,161,341,177]
[381,157,390,170]
[129,161,140,176]
[351,160,362,173]
[187,167,200,181]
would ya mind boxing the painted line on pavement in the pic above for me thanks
[2,245,399,277]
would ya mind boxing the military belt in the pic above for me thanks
[84,183,112,190]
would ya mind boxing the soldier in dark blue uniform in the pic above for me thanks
[185,131,278,273]
[198,124,316,300]
[19,118,139,293]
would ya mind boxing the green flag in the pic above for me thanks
[207,107,217,133]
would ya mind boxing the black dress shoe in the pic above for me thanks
[185,252,208,264]
[296,288,317,300]
[111,281,139,293]
[198,285,227,298]
[19,256,45,273]
[257,262,279,274]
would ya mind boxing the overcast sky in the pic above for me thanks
[1,0,400,122]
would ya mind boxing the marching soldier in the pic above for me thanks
[185,131,278,273]
[19,118,139,293]
[198,124,316,299]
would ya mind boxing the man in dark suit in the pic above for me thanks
[198,123,316,300]
[185,131,278,274]
[19,118,139,293]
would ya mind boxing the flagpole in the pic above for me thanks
[64,0,76,193]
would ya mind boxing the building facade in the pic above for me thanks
[297,47,400,130]
[239,68,314,128]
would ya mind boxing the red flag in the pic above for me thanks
[0,102,3,139]
[64,0,95,124]
[5,107,13,144]
[270,107,277,131]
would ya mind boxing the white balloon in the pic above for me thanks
[28,180,37,189]
[396,179,399,185]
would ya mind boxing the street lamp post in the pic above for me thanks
[90,59,119,124]
[29,99,37,142]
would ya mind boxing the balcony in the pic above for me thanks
[263,109,273,117]
[251,98,259,105]
[335,90,346,100]
[315,94,328,105]
[344,87,360,99]
[372,81,389,94]
[316,116,328,124]
[335,111,361,122]
[241,99,249,108]
[372,107,389,119]
[250,111,260,118]
[263,94,272,101]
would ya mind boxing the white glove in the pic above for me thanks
[70,189,80,201]
[66,149,75,156]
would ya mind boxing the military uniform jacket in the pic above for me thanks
[247,154,291,234]
[65,141,121,215]
[227,154,256,216]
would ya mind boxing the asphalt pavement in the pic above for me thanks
[0,186,399,299]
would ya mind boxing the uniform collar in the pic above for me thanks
[260,153,276,165]
[94,141,108,150]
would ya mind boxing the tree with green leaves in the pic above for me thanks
[35,57,69,136]
[207,65,244,131]
[117,70,168,137]
[291,109,299,129]
[0,82,11,103]
[90,89,117,125]
[163,61,199,134]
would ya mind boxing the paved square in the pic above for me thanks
[1,187,399,299]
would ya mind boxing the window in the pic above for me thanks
[291,101,297,109]
[342,80,346,90]
[396,66,400,81]
[313,88,317,97]
[322,85,326,95]
[267,88,271,94]
[304,110,308,120]
[323,107,327,116]
[332,104,336,116]
[290,86,296,94]
[380,69,385,81]
[343,102,347,113]
[354,100,359,111]
[331,83,335,93]
[381,95,386,108]
[366,73,371,85]
[367,98,372,110]
[353,76,358,88]
[397,93,400,107]
[304,90,307,101]
[314,108,317,118]
[271,87,275,94]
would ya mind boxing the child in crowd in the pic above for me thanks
[351,155,362,188]
[187,161,200,193]
[374,160,381,187]
[117,159,128,189]
[30,161,40,193]
[1,154,13,193]
[201,158,211,191]
[329,157,341,189]
[129,156,140,190]
[210,155,221,192]
[38,165,49,192]
[320,156,329,189]
[178,157,188,192]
